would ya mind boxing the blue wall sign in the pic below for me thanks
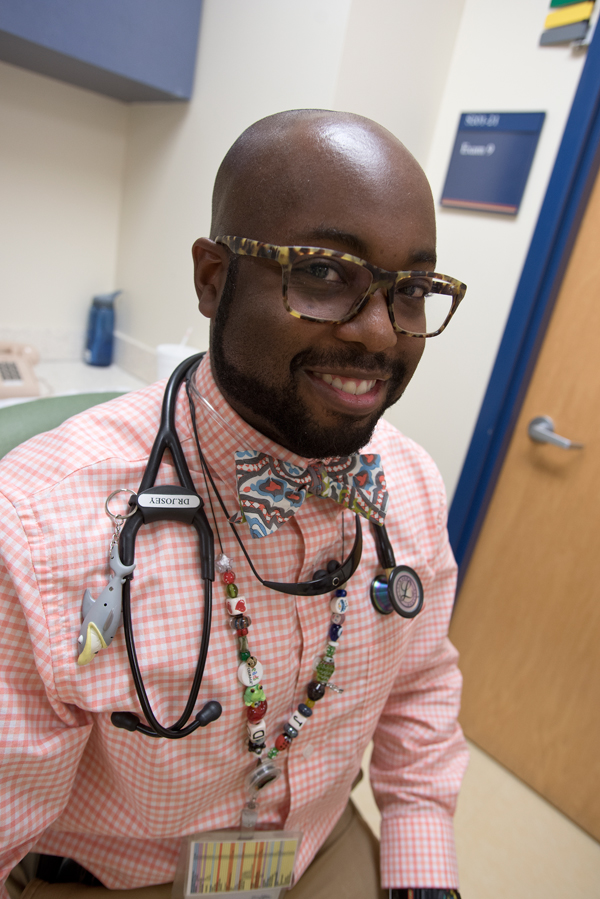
[441,112,546,215]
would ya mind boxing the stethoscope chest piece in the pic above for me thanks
[370,564,424,618]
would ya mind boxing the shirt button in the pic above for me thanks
[302,743,314,760]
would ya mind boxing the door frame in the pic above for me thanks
[449,24,600,578]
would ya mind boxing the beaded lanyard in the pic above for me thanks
[186,377,351,824]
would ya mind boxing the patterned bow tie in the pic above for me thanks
[233,450,388,538]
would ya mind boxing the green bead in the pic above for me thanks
[239,650,251,661]
[267,748,279,759]
[325,645,336,658]
[316,658,335,683]
[227,583,239,598]
[239,636,248,651]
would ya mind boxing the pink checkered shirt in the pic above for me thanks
[0,356,467,893]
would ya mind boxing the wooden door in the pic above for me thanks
[450,163,600,840]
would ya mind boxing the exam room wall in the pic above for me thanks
[112,0,466,378]
[0,60,128,360]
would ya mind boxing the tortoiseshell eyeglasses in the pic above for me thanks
[216,235,467,338]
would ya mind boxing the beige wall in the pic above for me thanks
[0,61,127,359]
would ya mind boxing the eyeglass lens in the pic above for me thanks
[286,255,456,334]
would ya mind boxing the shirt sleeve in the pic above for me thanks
[0,494,93,893]
[370,493,469,890]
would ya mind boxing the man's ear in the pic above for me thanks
[192,238,230,320]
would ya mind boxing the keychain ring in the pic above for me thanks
[105,489,137,522]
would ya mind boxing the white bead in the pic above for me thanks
[288,710,308,732]
[247,720,266,742]
[226,595,247,615]
[237,659,263,687]
[330,596,349,614]
[215,553,232,573]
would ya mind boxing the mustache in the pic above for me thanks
[291,347,399,377]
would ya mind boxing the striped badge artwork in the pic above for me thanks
[234,450,388,538]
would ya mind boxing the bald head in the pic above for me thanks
[210,109,434,249]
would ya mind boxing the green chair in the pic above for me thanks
[0,392,124,458]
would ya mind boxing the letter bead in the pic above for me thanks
[289,710,308,732]
[247,720,266,743]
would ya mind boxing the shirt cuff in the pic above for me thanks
[380,812,459,889]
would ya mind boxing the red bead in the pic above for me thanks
[275,733,291,751]
[247,700,268,723]
[222,571,236,584]
[238,628,248,636]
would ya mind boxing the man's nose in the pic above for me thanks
[334,288,397,352]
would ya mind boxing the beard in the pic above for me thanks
[210,260,408,458]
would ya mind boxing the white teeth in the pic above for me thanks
[313,372,376,395]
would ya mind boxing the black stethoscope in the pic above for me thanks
[110,354,423,739]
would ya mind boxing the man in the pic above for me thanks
[0,110,468,899]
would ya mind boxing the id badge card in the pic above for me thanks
[172,830,302,899]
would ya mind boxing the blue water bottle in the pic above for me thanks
[84,291,121,366]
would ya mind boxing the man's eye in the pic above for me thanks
[395,280,430,299]
[300,261,343,282]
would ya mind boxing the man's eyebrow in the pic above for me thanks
[409,249,437,269]
[305,227,369,258]
[303,228,436,270]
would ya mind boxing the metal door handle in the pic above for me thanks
[528,415,583,449]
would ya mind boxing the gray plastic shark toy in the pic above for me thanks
[77,546,135,666]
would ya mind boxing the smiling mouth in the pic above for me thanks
[311,371,378,396]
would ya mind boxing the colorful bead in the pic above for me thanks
[238,627,248,636]
[227,583,239,598]
[330,596,349,615]
[329,623,343,641]
[315,658,335,683]
[230,615,251,631]
[335,589,347,597]
[331,612,345,625]
[248,739,265,755]
[325,645,336,658]
[247,700,268,722]
[267,748,279,759]
[226,596,247,616]
[239,650,251,661]
[307,681,326,701]
[244,685,266,705]
[238,658,263,686]
[222,570,236,584]
[283,722,298,739]
[275,733,291,751]
[305,698,315,708]
[238,636,248,651]
[215,553,232,573]
[298,703,313,718]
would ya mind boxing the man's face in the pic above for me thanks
[202,138,436,458]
